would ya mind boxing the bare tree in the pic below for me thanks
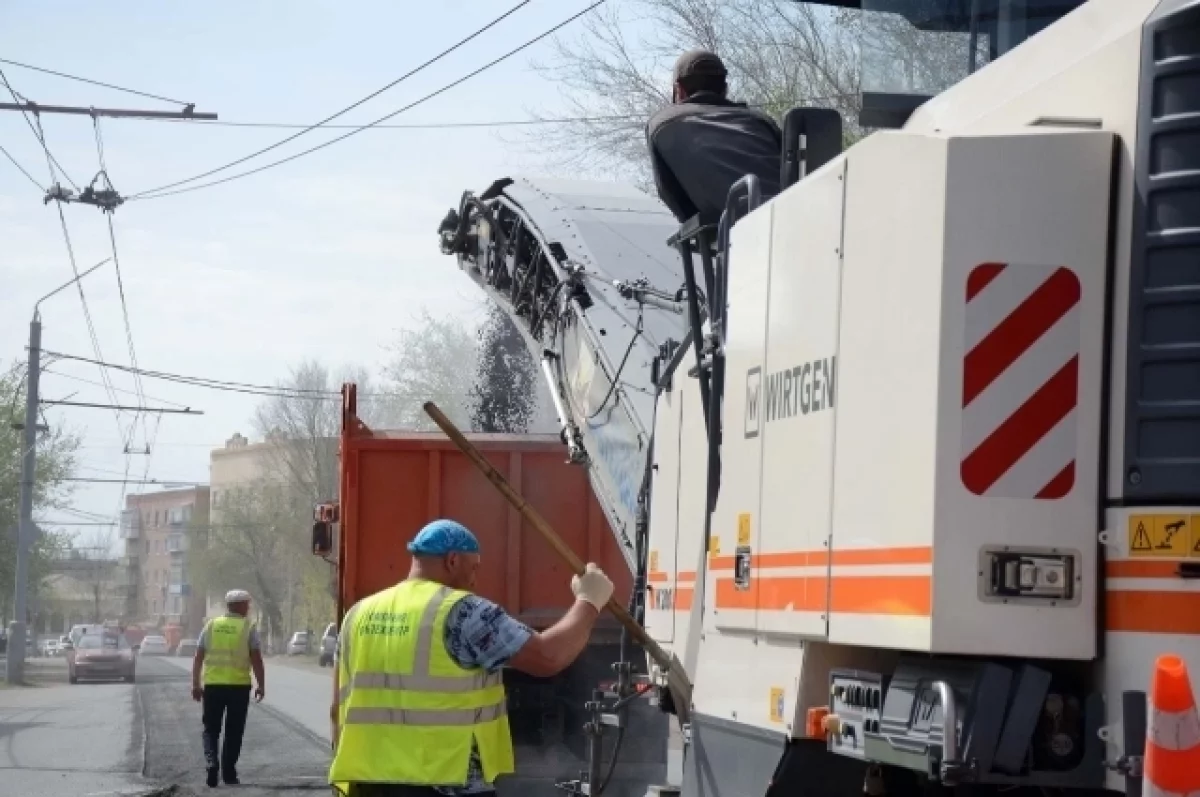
[515,0,863,186]
[379,308,480,432]
[191,483,296,646]
[517,0,984,185]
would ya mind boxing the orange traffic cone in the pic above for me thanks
[1145,654,1200,797]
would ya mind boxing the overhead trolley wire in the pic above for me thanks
[125,0,535,199]
[133,113,642,131]
[40,348,343,398]
[0,140,45,190]
[0,56,193,106]
[0,66,80,190]
[128,0,608,201]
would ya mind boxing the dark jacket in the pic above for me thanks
[646,91,783,225]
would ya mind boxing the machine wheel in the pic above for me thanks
[125,674,136,684]
[69,674,78,684]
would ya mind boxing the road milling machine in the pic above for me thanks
[438,0,1200,795]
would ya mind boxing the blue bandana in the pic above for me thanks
[407,519,481,556]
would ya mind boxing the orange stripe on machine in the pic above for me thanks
[713,546,933,616]
[1105,559,1200,635]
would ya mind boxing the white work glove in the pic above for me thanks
[571,563,614,612]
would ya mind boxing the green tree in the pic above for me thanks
[0,362,80,622]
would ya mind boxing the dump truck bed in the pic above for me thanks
[336,428,632,623]
[333,389,665,797]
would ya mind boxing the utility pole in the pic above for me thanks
[7,258,111,685]
[6,315,40,685]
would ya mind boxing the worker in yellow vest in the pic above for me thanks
[192,589,266,788]
[328,519,615,797]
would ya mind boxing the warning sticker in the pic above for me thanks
[769,687,785,723]
[648,550,659,573]
[1128,515,1191,558]
[709,536,721,556]
[1190,516,1200,560]
[737,513,752,547]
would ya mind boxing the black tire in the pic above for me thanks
[125,674,136,684]
[69,675,78,684]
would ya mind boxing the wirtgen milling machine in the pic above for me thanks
[439,1,1200,795]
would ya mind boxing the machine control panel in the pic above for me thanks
[827,669,887,760]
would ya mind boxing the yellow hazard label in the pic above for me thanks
[709,536,720,556]
[769,687,785,723]
[1128,515,1191,558]
[648,550,659,573]
[1191,516,1200,559]
[737,513,752,547]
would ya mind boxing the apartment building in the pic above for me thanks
[120,487,211,636]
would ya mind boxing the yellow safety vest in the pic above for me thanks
[328,578,514,787]
[202,615,253,687]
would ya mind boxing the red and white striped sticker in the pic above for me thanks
[960,263,1081,499]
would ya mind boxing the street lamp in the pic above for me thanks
[6,259,112,685]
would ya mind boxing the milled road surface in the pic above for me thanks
[136,655,331,794]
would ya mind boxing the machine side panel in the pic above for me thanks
[903,0,1149,503]
[680,713,787,797]
[933,130,1111,659]
[646,387,683,645]
[1124,0,1200,501]
[693,206,793,730]
[755,161,848,638]
[709,204,774,636]
[828,132,945,652]
[678,372,714,682]
[1102,502,1200,793]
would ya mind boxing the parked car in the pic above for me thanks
[175,639,198,657]
[139,635,169,656]
[69,632,135,684]
[286,631,309,656]
[42,639,60,657]
[318,623,337,667]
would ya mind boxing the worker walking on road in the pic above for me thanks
[192,588,267,788]
[328,518,615,797]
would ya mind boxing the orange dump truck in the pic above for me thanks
[312,386,666,796]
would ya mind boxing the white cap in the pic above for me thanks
[225,589,251,604]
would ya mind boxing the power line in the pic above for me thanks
[35,348,461,405]
[52,477,205,486]
[126,0,533,199]
[0,57,192,106]
[130,114,641,131]
[46,193,129,442]
[0,66,80,190]
[42,368,192,409]
[39,348,342,399]
[0,140,45,190]
[128,0,607,201]
[92,113,153,502]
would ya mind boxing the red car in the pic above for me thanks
[68,632,136,684]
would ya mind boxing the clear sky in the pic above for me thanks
[0,1,647,546]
